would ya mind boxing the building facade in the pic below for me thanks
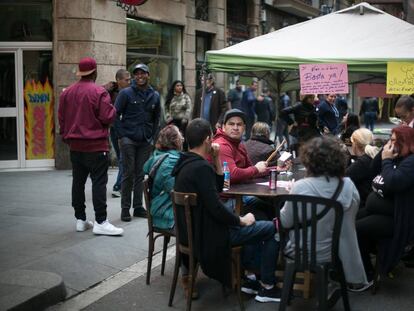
[0,0,233,169]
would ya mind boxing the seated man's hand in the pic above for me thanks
[255,161,268,173]
[240,213,255,227]
[210,143,220,159]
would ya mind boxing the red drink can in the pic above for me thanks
[269,169,277,190]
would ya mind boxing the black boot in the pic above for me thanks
[121,209,131,222]
[133,207,148,218]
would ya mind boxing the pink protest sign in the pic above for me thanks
[299,63,349,94]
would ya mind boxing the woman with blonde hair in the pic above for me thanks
[345,128,379,210]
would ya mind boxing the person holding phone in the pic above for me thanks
[356,126,414,283]
[394,95,414,127]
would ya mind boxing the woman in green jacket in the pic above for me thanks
[144,124,198,299]
[143,124,183,229]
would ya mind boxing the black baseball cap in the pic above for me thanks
[133,63,149,74]
[223,109,247,124]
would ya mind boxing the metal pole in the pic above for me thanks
[199,63,207,118]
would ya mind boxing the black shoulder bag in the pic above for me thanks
[147,153,169,197]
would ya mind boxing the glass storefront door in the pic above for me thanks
[0,52,19,167]
[0,46,53,169]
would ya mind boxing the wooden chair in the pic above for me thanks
[274,194,350,311]
[168,191,244,311]
[143,178,175,285]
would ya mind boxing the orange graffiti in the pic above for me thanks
[24,78,54,159]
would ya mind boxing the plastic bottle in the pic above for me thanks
[223,161,230,191]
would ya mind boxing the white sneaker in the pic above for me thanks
[112,190,121,198]
[92,220,124,236]
[76,219,94,232]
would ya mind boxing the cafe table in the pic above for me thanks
[225,164,306,216]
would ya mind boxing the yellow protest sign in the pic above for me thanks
[386,62,414,94]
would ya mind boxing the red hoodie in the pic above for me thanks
[213,128,259,184]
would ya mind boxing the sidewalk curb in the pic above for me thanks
[0,269,66,311]
[49,246,175,311]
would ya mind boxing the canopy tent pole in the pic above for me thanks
[199,63,207,118]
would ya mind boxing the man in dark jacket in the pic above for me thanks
[255,88,275,128]
[359,97,379,131]
[241,79,260,139]
[227,79,243,110]
[172,118,280,303]
[115,64,161,221]
[280,94,320,153]
[58,57,123,236]
[192,73,227,130]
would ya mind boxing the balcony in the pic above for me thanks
[269,0,320,18]
[365,0,403,3]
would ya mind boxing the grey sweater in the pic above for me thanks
[280,176,368,284]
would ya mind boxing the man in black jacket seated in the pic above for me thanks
[172,118,280,303]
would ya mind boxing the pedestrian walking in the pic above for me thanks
[58,57,123,236]
[114,63,161,222]
[359,97,379,131]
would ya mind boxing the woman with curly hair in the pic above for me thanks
[165,80,192,139]
[280,136,369,289]
[357,126,414,281]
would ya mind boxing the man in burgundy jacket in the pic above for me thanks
[213,109,272,220]
[58,57,123,236]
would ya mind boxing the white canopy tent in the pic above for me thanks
[206,2,414,74]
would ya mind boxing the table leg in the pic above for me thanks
[235,195,242,216]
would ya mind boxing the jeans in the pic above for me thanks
[70,151,109,223]
[120,140,152,210]
[229,221,278,285]
[110,128,123,191]
[356,192,394,278]
[223,195,274,221]
[276,118,289,146]
[364,112,377,131]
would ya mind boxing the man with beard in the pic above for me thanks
[192,73,227,130]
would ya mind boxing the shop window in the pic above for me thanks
[195,32,211,90]
[127,18,182,121]
[227,0,248,46]
[0,0,52,42]
[195,0,209,21]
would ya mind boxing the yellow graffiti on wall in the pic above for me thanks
[24,78,54,159]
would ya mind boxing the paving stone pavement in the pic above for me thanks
[80,258,414,311]
[0,168,165,310]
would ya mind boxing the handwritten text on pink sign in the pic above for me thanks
[299,63,349,94]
